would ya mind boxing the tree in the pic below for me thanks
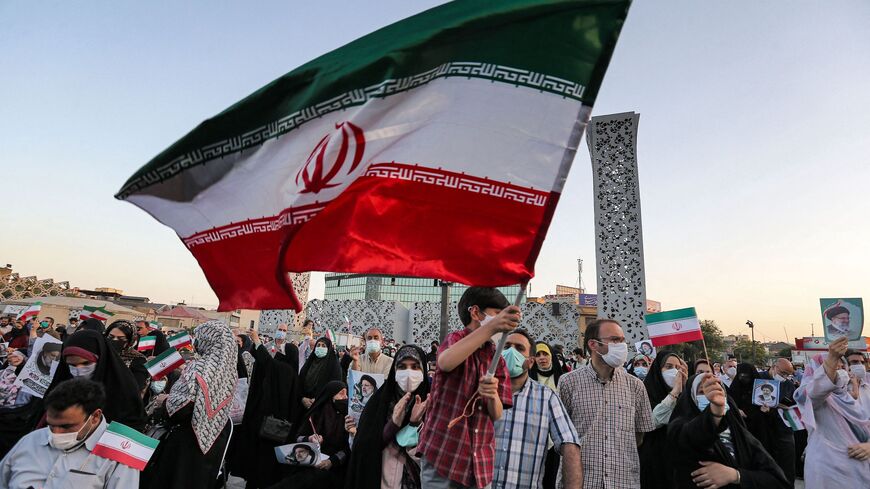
[664,320,727,365]
[732,339,769,366]
[777,347,793,358]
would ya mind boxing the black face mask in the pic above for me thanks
[109,339,126,352]
[333,399,348,416]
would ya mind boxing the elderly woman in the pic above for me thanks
[140,320,238,489]
[105,319,149,393]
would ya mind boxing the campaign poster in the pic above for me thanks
[13,335,62,398]
[347,369,385,422]
[752,378,780,408]
[820,298,863,341]
[274,442,328,466]
[634,340,656,359]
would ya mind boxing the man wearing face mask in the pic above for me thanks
[270,323,289,357]
[0,378,138,488]
[558,319,654,489]
[750,357,798,484]
[718,358,737,388]
[350,327,393,375]
[845,349,870,401]
[493,329,581,489]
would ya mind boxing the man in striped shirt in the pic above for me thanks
[493,329,581,489]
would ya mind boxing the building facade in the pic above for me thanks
[324,273,522,305]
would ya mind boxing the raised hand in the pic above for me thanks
[478,375,499,401]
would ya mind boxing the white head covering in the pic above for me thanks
[166,320,238,453]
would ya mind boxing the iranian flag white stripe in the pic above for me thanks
[645,307,704,347]
[17,302,41,320]
[116,1,631,312]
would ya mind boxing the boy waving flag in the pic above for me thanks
[116,0,632,313]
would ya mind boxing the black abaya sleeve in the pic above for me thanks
[129,356,149,392]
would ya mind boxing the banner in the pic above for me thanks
[347,369,385,423]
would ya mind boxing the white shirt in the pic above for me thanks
[0,417,139,489]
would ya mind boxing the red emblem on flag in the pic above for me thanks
[672,321,682,331]
[120,440,131,450]
[296,121,366,194]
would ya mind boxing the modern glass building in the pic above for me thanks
[324,273,522,305]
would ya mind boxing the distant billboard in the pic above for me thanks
[577,294,661,313]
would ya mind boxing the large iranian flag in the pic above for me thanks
[116,0,631,311]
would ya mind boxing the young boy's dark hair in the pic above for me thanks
[458,286,510,326]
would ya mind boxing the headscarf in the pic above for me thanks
[166,320,238,454]
[105,320,146,367]
[643,351,680,408]
[345,345,430,489]
[298,336,341,398]
[44,330,145,429]
[292,380,349,459]
[727,363,758,412]
[79,318,106,334]
[794,352,870,443]
[236,334,255,379]
[280,343,300,372]
[529,341,563,386]
[0,351,27,407]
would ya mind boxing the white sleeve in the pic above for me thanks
[651,394,677,428]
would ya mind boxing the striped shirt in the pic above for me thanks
[558,364,654,489]
[493,377,579,489]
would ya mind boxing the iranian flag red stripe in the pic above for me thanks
[116,0,631,312]
[144,348,185,379]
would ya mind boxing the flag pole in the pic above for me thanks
[486,283,527,378]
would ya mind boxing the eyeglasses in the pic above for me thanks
[594,336,626,344]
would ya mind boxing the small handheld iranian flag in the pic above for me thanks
[92,421,159,470]
[778,406,805,431]
[168,331,192,349]
[137,336,157,352]
[80,305,115,321]
[115,0,631,313]
[645,307,704,347]
[17,302,42,320]
[326,328,337,345]
[144,348,185,379]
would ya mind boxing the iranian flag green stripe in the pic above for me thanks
[137,336,157,352]
[117,0,631,313]
[17,302,42,320]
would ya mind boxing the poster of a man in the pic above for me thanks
[752,379,780,408]
[347,369,384,421]
[634,340,656,359]
[274,442,326,466]
[820,298,864,341]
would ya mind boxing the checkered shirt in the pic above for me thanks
[493,378,579,489]
[418,327,513,488]
[558,364,654,489]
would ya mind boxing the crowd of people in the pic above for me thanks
[0,288,868,488]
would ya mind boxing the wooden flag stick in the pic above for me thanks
[486,283,528,378]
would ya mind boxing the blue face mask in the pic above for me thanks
[696,394,710,412]
[396,424,421,448]
[501,347,527,378]
[634,367,648,380]
[314,346,327,358]
[274,331,287,341]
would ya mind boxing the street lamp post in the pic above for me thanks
[746,320,755,365]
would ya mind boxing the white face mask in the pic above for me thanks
[480,312,496,329]
[725,367,737,378]
[850,364,866,380]
[596,342,628,369]
[773,373,786,382]
[395,369,424,393]
[68,363,97,379]
[662,368,679,388]
[150,379,168,394]
[49,413,94,450]
[365,340,381,355]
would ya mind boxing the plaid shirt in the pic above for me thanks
[418,327,513,488]
[558,364,654,489]
[493,378,579,489]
